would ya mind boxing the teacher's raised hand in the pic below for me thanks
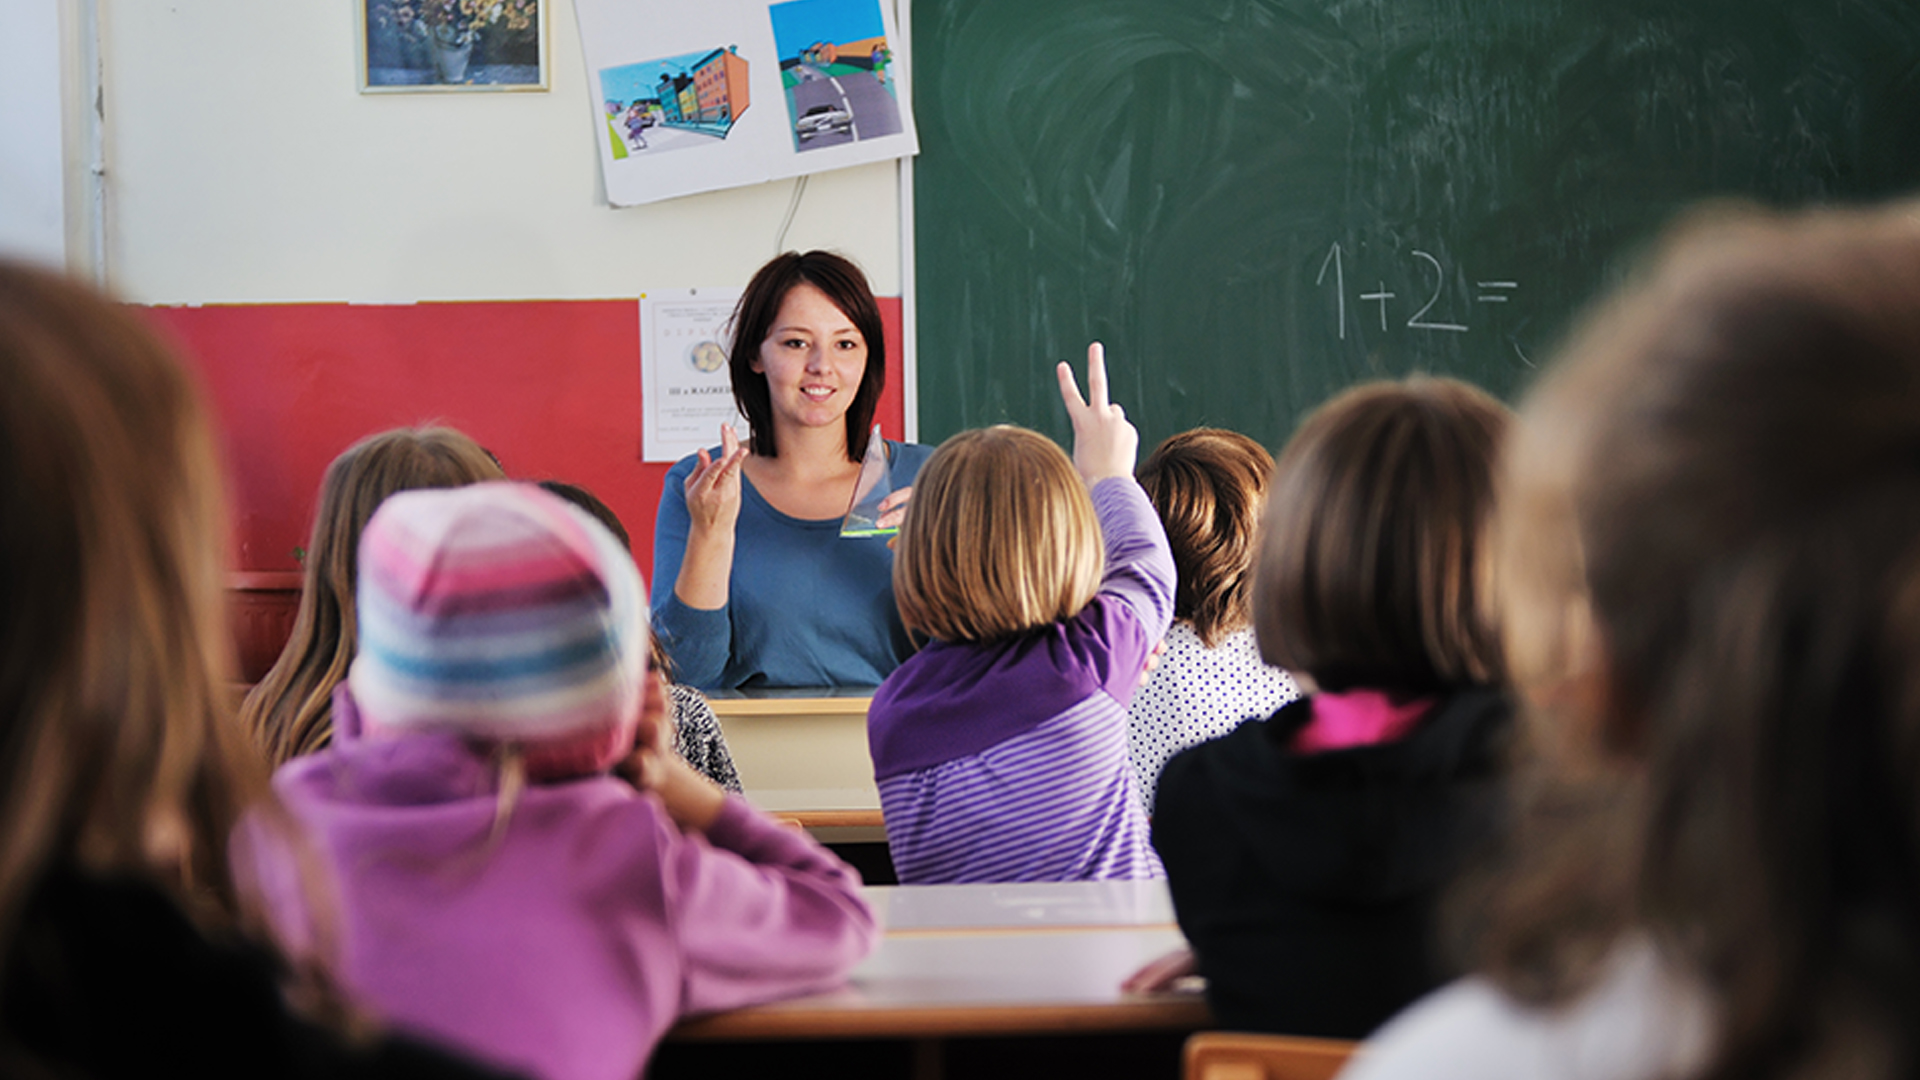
[674,423,750,611]
[682,424,749,535]
[1056,341,1140,484]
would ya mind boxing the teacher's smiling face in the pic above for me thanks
[752,282,869,439]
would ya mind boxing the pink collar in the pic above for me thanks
[1290,688,1435,753]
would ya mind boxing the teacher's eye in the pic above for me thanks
[835,338,863,351]
[779,336,810,349]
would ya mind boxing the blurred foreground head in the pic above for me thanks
[0,260,261,935]
[1487,200,1920,1077]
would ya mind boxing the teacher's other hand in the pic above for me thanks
[876,485,914,531]
[1057,342,1140,484]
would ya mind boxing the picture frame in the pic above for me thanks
[358,0,548,93]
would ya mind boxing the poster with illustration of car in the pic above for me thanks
[769,0,905,152]
[573,0,918,206]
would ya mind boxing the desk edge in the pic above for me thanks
[668,998,1212,1041]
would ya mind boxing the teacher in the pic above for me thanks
[651,251,932,689]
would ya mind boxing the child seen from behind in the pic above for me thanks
[0,260,519,1080]
[1128,428,1301,813]
[868,344,1175,883]
[242,425,505,767]
[1346,202,1920,1080]
[240,482,876,1080]
[1147,377,1514,1039]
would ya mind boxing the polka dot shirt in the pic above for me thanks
[1127,621,1301,814]
[669,682,743,793]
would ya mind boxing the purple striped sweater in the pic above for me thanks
[868,477,1176,884]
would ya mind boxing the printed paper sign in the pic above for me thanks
[640,288,749,463]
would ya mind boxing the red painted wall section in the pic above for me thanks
[142,298,907,584]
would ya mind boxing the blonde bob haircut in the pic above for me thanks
[894,425,1103,643]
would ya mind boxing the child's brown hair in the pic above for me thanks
[1137,428,1275,647]
[1253,377,1510,693]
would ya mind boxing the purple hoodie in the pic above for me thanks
[238,689,876,1080]
[867,477,1176,883]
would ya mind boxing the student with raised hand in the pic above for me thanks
[1128,428,1301,813]
[0,260,517,1079]
[651,251,932,690]
[1142,378,1514,1039]
[868,343,1175,884]
[243,425,505,767]
[1343,204,1920,1080]
[242,482,876,1080]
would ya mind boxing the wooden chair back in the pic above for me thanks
[1183,1031,1359,1080]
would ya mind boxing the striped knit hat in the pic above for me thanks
[348,481,646,780]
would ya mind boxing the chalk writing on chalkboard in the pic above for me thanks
[914,0,1920,448]
[1318,243,1520,340]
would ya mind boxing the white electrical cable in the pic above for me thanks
[773,174,808,255]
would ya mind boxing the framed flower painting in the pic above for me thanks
[359,0,548,92]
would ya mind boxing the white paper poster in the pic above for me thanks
[576,0,918,207]
[640,288,749,463]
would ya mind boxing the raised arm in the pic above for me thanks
[650,427,749,687]
[1060,343,1176,691]
[672,424,748,609]
[1089,476,1176,640]
[1058,341,1172,627]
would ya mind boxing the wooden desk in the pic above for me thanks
[706,689,882,842]
[671,880,1208,1041]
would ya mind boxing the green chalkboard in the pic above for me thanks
[911,0,1920,449]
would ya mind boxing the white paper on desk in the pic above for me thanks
[640,288,749,463]
[575,0,919,207]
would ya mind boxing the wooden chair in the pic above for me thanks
[1183,1031,1359,1080]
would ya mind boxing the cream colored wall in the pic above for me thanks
[98,0,903,304]
[0,0,67,267]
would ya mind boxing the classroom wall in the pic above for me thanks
[146,298,907,575]
[87,0,908,576]
[0,0,67,268]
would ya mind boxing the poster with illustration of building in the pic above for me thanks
[575,0,917,206]
[600,47,751,161]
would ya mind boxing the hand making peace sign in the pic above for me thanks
[1056,341,1141,484]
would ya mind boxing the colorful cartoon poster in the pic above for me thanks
[769,0,905,152]
[640,288,749,463]
[575,0,918,207]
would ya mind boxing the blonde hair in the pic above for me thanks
[0,259,264,954]
[241,426,503,767]
[893,425,1103,643]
